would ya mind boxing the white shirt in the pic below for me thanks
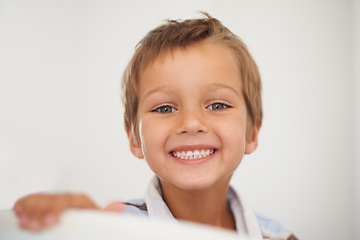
[122,176,295,240]
[144,176,263,239]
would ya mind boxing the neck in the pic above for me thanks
[160,177,236,231]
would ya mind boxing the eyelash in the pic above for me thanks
[152,102,231,113]
[207,102,231,111]
[152,105,176,113]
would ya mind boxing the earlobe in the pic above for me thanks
[127,128,144,159]
[245,123,261,154]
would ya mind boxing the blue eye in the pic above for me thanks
[153,105,176,113]
[207,103,230,111]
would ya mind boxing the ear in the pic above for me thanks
[126,128,144,159]
[245,123,261,154]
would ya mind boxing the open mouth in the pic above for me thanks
[170,149,216,160]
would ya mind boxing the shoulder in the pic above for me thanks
[228,186,298,239]
[255,212,298,240]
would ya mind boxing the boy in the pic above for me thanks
[14,13,297,240]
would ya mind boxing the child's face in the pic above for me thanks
[128,43,259,191]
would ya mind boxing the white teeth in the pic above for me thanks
[172,149,215,160]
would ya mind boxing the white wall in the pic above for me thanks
[353,0,360,238]
[0,1,356,239]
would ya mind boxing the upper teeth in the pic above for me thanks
[171,149,214,160]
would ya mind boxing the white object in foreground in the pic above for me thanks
[0,210,253,240]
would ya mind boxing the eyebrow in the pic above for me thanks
[206,83,242,97]
[140,85,174,104]
[140,82,242,103]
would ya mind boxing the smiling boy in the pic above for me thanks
[14,13,297,240]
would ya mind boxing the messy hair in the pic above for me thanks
[122,12,262,144]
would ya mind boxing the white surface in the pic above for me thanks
[353,0,360,238]
[0,210,247,240]
[0,1,357,240]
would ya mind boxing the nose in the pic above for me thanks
[176,106,208,135]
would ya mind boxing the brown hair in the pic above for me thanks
[122,12,262,144]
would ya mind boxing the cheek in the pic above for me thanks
[222,131,246,172]
[138,119,153,157]
[219,115,247,156]
[138,117,168,159]
[138,117,174,176]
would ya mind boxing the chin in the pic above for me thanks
[165,176,225,191]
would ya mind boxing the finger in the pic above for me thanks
[13,195,29,217]
[17,194,59,231]
[104,202,123,212]
[18,215,41,232]
[27,219,42,232]
[18,215,30,229]
[42,209,60,227]
[13,200,23,217]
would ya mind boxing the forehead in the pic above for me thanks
[138,43,242,94]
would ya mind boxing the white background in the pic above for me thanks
[0,1,359,239]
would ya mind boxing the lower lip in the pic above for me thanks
[169,151,216,165]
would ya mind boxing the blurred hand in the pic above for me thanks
[104,202,124,212]
[13,193,100,232]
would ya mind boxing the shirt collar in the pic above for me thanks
[145,176,263,239]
